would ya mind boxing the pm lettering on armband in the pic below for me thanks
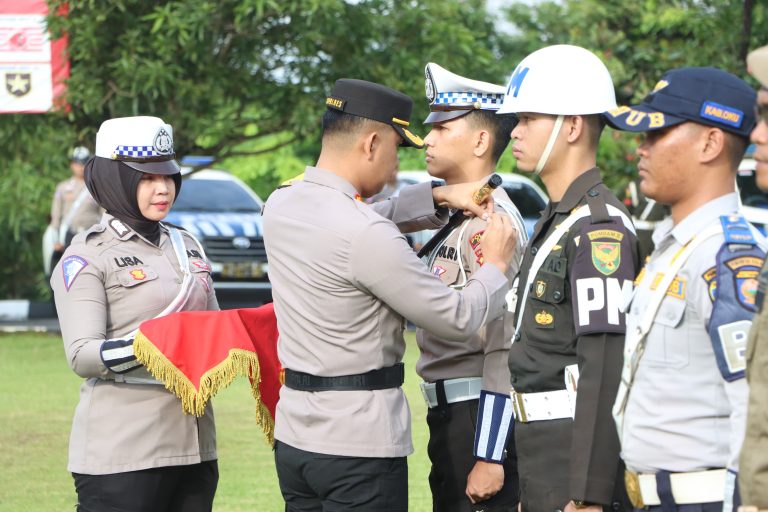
[715,320,750,379]
[575,277,634,332]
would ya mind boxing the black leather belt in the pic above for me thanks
[283,363,405,391]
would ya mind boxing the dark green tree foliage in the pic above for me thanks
[1,0,506,298]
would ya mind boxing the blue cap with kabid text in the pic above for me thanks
[604,67,757,139]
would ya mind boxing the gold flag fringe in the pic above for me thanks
[133,331,275,444]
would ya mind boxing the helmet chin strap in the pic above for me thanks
[534,115,564,175]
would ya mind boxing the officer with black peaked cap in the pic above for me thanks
[263,78,518,511]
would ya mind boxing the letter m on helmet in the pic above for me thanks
[506,66,530,98]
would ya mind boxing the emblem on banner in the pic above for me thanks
[5,73,31,97]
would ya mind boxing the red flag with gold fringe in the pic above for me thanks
[133,304,281,444]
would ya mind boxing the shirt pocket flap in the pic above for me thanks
[116,267,159,287]
[654,296,686,328]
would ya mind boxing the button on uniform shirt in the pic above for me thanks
[622,193,765,474]
[741,256,768,506]
[51,214,219,475]
[508,168,639,501]
[264,166,509,458]
[51,177,103,239]
[417,187,524,393]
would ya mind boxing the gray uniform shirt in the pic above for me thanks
[264,167,509,458]
[51,178,103,241]
[417,188,524,392]
[52,213,219,474]
[622,193,764,473]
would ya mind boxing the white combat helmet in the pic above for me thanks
[497,44,617,116]
[497,45,617,174]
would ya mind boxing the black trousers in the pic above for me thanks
[274,440,408,512]
[426,398,519,512]
[73,461,218,512]
[516,420,629,512]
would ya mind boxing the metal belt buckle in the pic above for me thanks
[511,390,527,423]
[624,470,644,509]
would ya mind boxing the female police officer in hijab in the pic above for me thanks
[51,116,220,512]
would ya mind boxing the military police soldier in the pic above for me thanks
[605,68,765,511]
[499,45,639,511]
[49,145,103,271]
[263,78,518,511]
[52,117,220,512]
[417,62,524,511]
[739,45,768,512]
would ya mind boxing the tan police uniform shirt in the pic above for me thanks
[741,257,768,507]
[51,213,219,475]
[622,194,762,474]
[51,178,103,241]
[417,188,524,393]
[263,166,510,458]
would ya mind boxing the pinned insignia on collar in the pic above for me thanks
[591,241,621,276]
[62,255,88,291]
[109,218,131,238]
[129,269,147,280]
[153,127,173,155]
[535,310,554,326]
[354,193,363,202]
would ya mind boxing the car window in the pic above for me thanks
[173,179,262,213]
[502,184,546,217]
[738,174,768,208]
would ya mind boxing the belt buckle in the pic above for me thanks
[624,470,644,509]
[511,390,527,423]
[420,382,434,408]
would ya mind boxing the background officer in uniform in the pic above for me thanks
[49,146,103,271]
[498,44,639,511]
[263,78,518,512]
[52,117,220,512]
[740,45,768,512]
[417,62,524,512]
[605,68,763,511]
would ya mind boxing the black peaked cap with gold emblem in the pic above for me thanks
[325,78,424,148]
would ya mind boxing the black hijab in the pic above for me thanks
[85,157,182,245]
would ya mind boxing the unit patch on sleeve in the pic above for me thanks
[725,256,762,310]
[62,255,88,291]
[702,266,717,302]
[572,222,636,335]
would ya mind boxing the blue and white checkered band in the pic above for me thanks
[434,91,505,107]
[114,145,163,158]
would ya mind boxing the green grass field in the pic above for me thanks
[0,332,433,511]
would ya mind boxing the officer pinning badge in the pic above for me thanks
[130,269,147,280]
[534,309,554,328]
[62,255,88,291]
[109,218,131,238]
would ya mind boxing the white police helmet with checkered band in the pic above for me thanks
[424,62,506,124]
[95,116,180,175]
[748,45,768,88]
[497,45,617,116]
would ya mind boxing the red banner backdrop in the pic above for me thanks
[0,0,68,113]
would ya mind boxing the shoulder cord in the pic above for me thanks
[612,223,723,430]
